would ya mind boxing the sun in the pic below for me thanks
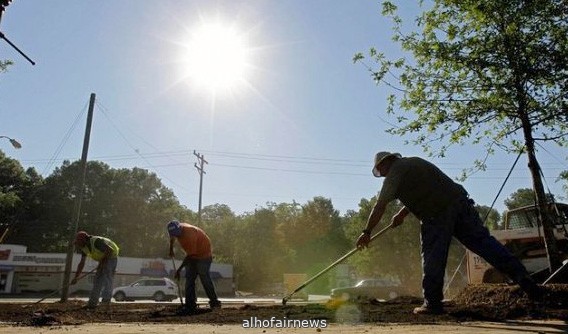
[182,22,249,93]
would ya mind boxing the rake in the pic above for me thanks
[282,224,392,305]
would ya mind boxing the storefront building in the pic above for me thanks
[0,244,234,297]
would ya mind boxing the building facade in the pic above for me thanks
[0,244,234,297]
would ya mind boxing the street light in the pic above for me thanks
[0,135,21,149]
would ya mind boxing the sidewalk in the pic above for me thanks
[1,321,567,334]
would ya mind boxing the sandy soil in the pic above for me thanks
[0,284,566,333]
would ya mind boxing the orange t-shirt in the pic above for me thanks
[176,223,212,259]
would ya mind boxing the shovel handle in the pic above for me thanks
[22,267,97,308]
[282,224,392,305]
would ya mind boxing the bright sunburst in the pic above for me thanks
[182,22,249,93]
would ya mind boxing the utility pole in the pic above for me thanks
[60,93,96,301]
[193,150,207,225]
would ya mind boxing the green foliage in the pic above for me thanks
[0,150,43,245]
[200,204,237,264]
[1,154,503,295]
[0,60,13,73]
[561,171,568,197]
[7,160,189,254]
[503,187,556,211]
[475,204,501,230]
[358,0,568,268]
[343,197,423,294]
[356,0,568,164]
[230,208,284,290]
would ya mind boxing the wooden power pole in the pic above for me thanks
[193,151,207,225]
[60,93,96,301]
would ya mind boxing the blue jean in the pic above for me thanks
[184,257,220,309]
[88,257,117,306]
[420,197,529,307]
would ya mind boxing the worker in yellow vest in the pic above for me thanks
[71,231,119,309]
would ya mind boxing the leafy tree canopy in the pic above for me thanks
[355,0,568,164]
[504,187,556,210]
[355,0,568,270]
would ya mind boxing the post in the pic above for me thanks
[60,93,96,301]
[193,151,207,225]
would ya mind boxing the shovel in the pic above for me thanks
[282,223,392,305]
[22,267,97,308]
[171,257,184,307]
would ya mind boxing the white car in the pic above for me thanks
[330,278,405,301]
[112,277,180,302]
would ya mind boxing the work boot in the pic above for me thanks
[412,303,445,315]
[175,306,197,316]
[210,301,222,309]
[518,276,544,302]
[82,304,97,310]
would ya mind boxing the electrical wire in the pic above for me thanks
[41,102,88,175]
[443,150,524,297]
[95,101,192,192]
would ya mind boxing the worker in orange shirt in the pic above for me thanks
[168,220,221,315]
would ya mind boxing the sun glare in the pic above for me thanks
[183,23,249,92]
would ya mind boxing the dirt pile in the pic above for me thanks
[0,284,566,327]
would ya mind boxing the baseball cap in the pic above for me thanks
[167,220,182,237]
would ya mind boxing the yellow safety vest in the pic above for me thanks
[81,236,119,261]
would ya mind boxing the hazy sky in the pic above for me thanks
[1,1,566,216]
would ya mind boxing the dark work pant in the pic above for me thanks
[184,257,220,309]
[420,197,530,307]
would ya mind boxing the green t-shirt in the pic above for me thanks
[377,157,467,220]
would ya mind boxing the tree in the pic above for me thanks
[0,60,13,73]
[504,187,556,210]
[0,150,43,245]
[344,197,423,295]
[200,203,236,264]
[295,197,350,293]
[561,171,568,197]
[475,204,501,230]
[12,160,189,255]
[231,208,285,291]
[355,0,568,272]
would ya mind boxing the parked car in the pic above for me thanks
[112,277,179,302]
[330,278,404,301]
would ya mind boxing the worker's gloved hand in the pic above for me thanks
[356,233,371,249]
[174,270,181,280]
[390,213,406,228]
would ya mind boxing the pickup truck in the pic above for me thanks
[466,203,568,284]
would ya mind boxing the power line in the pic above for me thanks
[95,102,191,192]
[41,102,88,175]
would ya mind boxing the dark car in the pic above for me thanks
[330,278,404,301]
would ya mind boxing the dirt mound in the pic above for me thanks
[1,284,566,327]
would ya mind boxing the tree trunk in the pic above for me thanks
[521,117,562,273]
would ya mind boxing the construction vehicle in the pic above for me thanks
[467,203,568,284]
